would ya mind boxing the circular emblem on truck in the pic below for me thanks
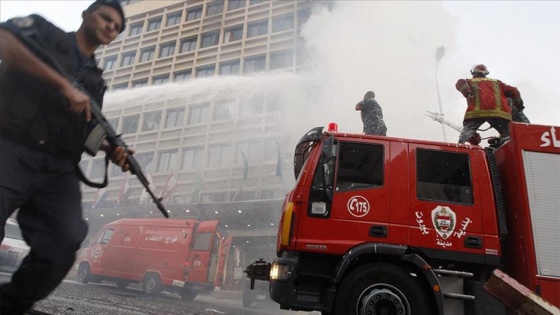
[347,196,370,217]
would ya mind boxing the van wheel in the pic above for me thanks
[116,279,130,289]
[77,264,91,284]
[333,263,432,315]
[179,288,197,301]
[142,273,162,295]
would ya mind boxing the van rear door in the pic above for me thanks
[188,220,219,284]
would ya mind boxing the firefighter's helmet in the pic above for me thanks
[470,64,489,76]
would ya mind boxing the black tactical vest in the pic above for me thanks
[0,15,106,163]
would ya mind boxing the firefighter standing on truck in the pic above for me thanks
[0,1,131,314]
[355,90,387,136]
[456,64,526,144]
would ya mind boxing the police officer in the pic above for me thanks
[355,91,387,136]
[0,1,130,313]
[456,64,524,144]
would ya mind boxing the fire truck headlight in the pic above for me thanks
[270,263,290,281]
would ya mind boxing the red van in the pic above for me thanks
[76,218,231,300]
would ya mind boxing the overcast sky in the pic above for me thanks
[1,1,559,142]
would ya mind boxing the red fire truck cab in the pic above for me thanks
[246,122,560,315]
[77,218,231,300]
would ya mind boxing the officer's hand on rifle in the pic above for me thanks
[101,143,135,172]
[60,83,92,122]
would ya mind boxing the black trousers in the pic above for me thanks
[0,139,88,315]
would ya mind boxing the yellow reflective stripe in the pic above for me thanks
[471,81,481,110]
[465,109,511,120]
[492,80,502,110]
[281,202,294,246]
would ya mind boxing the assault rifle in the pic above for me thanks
[17,33,168,218]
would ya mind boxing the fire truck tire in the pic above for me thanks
[142,273,162,295]
[179,288,197,301]
[115,279,130,289]
[77,263,91,284]
[333,263,432,315]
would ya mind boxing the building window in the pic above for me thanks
[208,144,233,167]
[159,41,176,58]
[136,152,155,172]
[90,159,106,180]
[223,25,243,43]
[182,146,205,170]
[272,13,294,32]
[249,0,264,5]
[121,114,140,134]
[140,47,155,63]
[213,100,233,120]
[107,117,119,131]
[180,37,197,53]
[201,31,219,48]
[270,50,293,70]
[129,22,143,36]
[132,79,148,88]
[188,102,210,125]
[165,108,185,128]
[121,51,136,67]
[142,111,162,131]
[228,0,245,11]
[196,65,215,78]
[247,20,268,38]
[187,7,203,21]
[157,150,179,173]
[104,55,117,70]
[147,17,162,32]
[112,83,128,91]
[416,149,474,205]
[219,60,240,76]
[298,8,311,28]
[152,75,169,85]
[166,11,182,26]
[244,55,266,73]
[206,2,224,16]
[174,70,192,82]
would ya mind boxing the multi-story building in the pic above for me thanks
[80,0,326,267]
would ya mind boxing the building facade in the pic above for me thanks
[80,0,326,267]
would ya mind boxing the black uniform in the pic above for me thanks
[0,15,105,314]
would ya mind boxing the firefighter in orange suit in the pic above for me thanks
[456,64,524,144]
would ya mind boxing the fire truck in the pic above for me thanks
[246,122,560,315]
[77,218,231,300]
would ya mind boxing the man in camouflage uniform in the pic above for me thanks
[355,91,387,136]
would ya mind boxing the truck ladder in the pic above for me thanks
[434,269,476,301]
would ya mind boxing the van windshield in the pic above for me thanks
[5,224,24,240]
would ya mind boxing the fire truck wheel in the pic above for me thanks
[77,263,91,284]
[142,273,162,295]
[179,288,197,301]
[115,279,130,289]
[334,263,432,315]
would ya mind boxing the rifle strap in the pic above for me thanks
[75,155,109,188]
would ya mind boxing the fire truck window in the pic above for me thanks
[416,149,473,205]
[335,142,384,192]
[193,232,212,250]
[98,229,114,245]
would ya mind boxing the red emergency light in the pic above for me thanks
[327,122,338,132]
